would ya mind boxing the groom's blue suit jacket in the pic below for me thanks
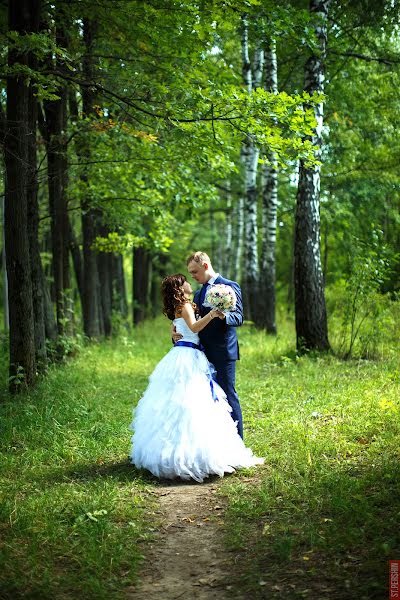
[193,275,243,363]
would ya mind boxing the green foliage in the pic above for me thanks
[330,231,397,358]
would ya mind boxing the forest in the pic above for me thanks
[1,0,399,599]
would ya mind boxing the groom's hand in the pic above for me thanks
[171,324,183,344]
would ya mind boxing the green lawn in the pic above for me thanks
[0,314,399,599]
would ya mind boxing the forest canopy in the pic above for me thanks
[1,0,399,390]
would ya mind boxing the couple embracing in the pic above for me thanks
[130,251,263,483]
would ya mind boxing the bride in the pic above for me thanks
[130,273,264,482]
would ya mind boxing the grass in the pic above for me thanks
[0,323,169,599]
[219,313,400,599]
[0,311,399,599]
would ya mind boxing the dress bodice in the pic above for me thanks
[173,317,200,344]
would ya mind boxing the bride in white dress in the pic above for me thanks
[130,273,264,482]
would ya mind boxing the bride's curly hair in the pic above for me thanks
[161,273,189,320]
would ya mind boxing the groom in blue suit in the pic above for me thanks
[179,251,244,439]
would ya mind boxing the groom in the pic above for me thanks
[174,251,244,439]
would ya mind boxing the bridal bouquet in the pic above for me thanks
[203,284,237,314]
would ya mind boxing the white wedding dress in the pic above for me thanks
[130,317,264,482]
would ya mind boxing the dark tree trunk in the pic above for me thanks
[43,274,57,341]
[4,0,38,391]
[97,229,112,337]
[0,101,9,330]
[68,219,83,302]
[233,196,244,283]
[133,247,152,325]
[1,196,9,331]
[27,18,47,370]
[294,0,330,352]
[80,17,101,338]
[113,254,128,319]
[43,5,71,337]
[81,208,101,337]
[221,181,233,279]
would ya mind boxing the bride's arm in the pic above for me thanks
[180,302,219,333]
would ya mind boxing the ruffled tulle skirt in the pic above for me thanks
[130,345,264,482]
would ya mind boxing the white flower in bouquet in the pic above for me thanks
[203,284,236,313]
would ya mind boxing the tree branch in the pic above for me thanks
[329,50,400,66]
[42,69,244,123]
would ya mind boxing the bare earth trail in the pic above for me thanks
[126,477,245,600]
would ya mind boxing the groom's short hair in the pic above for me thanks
[186,251,211,266]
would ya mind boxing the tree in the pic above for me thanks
[4,0,38,390]
[241,15,264,321]
[294,0,330,352]
[258,37,278,333]
[42,3,73,338]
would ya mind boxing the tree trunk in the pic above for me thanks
[68,219,83,305]
[241,15,264,321]
[233,195,244,283]
[0,109,8,332]
[294,0,330,352]
[222,181,232,279]
[1,196,9,331]
[133,247,152,325]
[113,254,128,318]
[43,274,57,342]
[80,17,101,338]
[257,38,278,333]
[4,0,38,391]
[43,6,72,337]
[27,20,47,370]
[209,199,216,261]
[97,229,112,337]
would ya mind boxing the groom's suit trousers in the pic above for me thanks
[212,358,243,440]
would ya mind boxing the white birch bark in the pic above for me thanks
[241,15,264,319]
[294,0,330,351]
[259,38,278,333]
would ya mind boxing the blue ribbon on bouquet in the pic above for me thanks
[174,340,218,402]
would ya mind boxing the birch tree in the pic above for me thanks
[258,37,278,333]
[241,15,264,320]
[294,0,330,351]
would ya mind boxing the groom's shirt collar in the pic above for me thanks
[206,273,220,285]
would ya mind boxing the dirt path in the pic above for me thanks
[126,477,243,600]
